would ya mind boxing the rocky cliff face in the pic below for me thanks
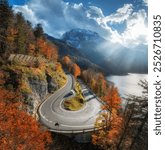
[46,73,58,93]
[23,74,58,116]
[28,77,48,100]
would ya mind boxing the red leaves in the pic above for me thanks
[108,113,123,139]
[0,89,52,149]
[37,38,58,61]
[103,86,121,110]
[62,56,81,78]
[62,56,72,66]
[72,63,81,78]
[0,88,22,103]
[81,69,121,110]
[81,70,123,148]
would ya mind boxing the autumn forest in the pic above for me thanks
[0,1,148,150]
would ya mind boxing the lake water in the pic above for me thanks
[107,73,148,98]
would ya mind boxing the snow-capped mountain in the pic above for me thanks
[62,28,105,48]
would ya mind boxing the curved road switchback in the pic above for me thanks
[38,75,106,134]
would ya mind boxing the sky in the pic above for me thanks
[9,0,148,50]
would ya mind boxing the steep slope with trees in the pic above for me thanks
[0,1,65,149]
[0,0,66,115]
[0,97,52,149]
[91,80,148,150]
[46,34,103,72]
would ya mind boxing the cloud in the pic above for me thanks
[143,0,148,6]
[87,6,104,18]
[13,0,147,50]
[110,9,148,48]
[103,4,133,24]
[13,4,48,27]
[13,0,108,37]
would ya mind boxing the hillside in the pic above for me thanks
[4,54,66,115]
[0,2,68,148]
[45,34,103,72]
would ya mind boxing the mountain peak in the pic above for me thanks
[61,28,104,48]
[63,28,99,36]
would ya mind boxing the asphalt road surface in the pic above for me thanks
[38,75,105,133]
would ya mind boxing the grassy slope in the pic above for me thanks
[64,81,85,111]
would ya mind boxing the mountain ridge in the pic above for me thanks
[45,34,103,72]
[47,28,148,75]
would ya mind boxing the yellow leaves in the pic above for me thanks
[95,112,109,129]
[92,86,123,149]
[34,67,43,75]
[55,63,62,72]
[19,78,31,94]
[46,62,67,87]
[6,36,14,42]
[91,78,96,89]
[28,43,36,54]
[92,114,123,148]
[7,28,18,42]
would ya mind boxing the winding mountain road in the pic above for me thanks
[38,75,105,133]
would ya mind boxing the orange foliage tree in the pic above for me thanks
[81,70,123,149]
[81,70,107,97]
[103,86,121,110]
[36,38,58,62]
[0,101,52,150]
[72,63,81,78]
[0,88,22,103]
[92,112,123,149]
[62,56,81,78]
[62,56,72,71]
[62,56,72,65]
[0,88,52,149]
[92,85,122,149]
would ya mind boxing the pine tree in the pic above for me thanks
[15,12,27,54]
[34,23,44,39]
[0,0,13,54]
